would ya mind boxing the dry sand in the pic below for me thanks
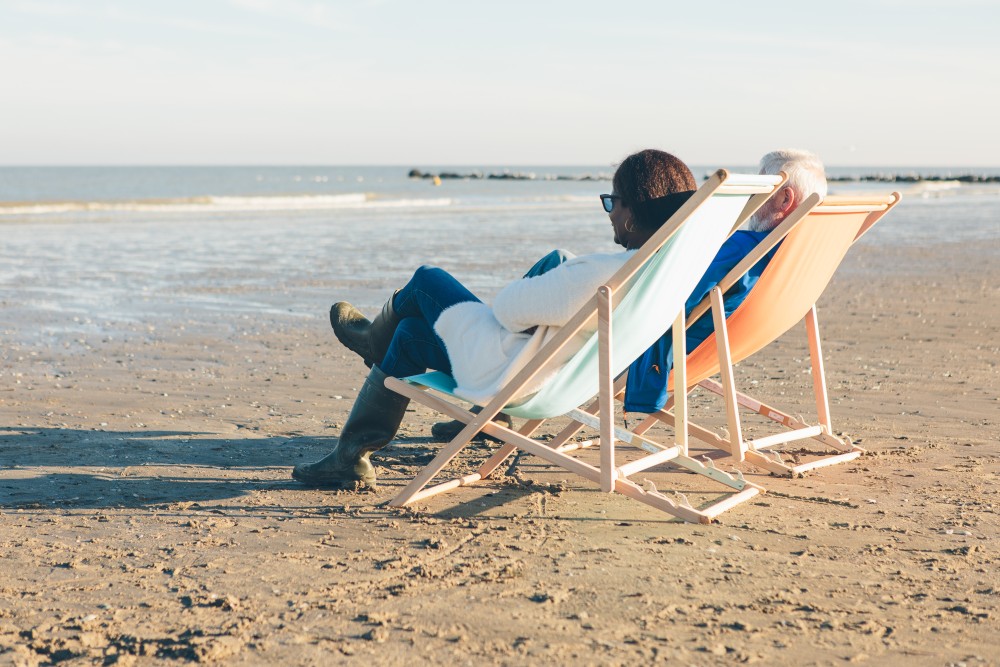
[1,240,998,666]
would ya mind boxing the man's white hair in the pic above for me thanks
[749,148,828,231]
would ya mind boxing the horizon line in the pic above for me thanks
[2,162,1000,170]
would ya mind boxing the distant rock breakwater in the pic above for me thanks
[827,173,1000,183]
[408,169,609,181]
[408,169,1000,184]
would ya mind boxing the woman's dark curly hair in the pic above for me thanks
[612,149,697,232]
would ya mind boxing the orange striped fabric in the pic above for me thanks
[668,197,895,391]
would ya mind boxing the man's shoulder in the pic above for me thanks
[716,230,768,261]
[726,229,770,247]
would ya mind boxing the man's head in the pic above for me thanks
[749,149,827,232]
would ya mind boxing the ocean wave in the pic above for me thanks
[902,180,965,198]
[0,193,455,216]
[886,180,1000,199]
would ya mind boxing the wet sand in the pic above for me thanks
[1,240,998,665]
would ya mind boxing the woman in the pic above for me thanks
[292,149,697,487]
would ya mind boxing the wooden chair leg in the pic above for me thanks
[710,287,746,460]
[597,285,616,493]
[805,305,832,431]
[671,310,688,456]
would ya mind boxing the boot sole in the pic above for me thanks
[291,468,376,489]
[329,304,376,366]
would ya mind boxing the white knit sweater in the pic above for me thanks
[434,250,634,405]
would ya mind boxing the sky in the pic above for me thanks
[1,0,998,167]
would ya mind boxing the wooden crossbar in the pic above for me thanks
[750,426,825,450]
[615,447,682,478]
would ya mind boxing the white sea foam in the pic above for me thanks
[364,197,453,209]
[903,180,963,197]
[0,193,455,216]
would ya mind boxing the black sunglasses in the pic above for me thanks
[599,194,623,213]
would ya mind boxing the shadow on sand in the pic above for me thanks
[1,426,708,523]
[0,426,547,516]
[0,425,335,511]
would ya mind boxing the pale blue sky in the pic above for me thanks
[2,0,997,166]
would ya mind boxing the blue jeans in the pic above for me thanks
[380,250,575,378]
[381,266,481,377]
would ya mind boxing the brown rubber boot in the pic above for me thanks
[330,292,401,367]
[430,405,514,443]
[292,365,409,488]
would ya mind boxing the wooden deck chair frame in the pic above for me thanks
[534,193,823,475]
[621,193,902,477]
[384,169,788,524]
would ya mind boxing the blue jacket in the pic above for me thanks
[623,230,778,413]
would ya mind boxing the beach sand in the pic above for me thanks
[1,240,998,665]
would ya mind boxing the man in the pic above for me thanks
[430,148,828,436]
[623,148,828,413]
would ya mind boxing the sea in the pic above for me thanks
[1,165,998,346]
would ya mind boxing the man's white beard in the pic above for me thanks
[748,201,777,232]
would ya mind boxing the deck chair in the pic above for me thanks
[626,193,902,476]
[384,169,788,524]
